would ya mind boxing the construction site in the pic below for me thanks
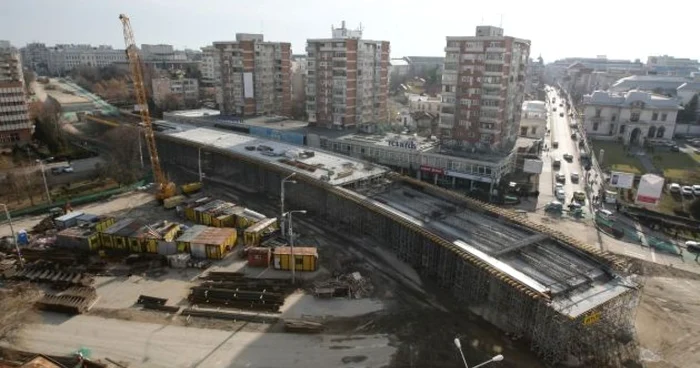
[154,124,642,367]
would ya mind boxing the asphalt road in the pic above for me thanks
[16,314,395,368]
[0,157,104,186]
[544,88,586,206]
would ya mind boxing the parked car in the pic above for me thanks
[62,166,74,173]
[570,172,580,182]
[681,186,694,196]
[553,107,557,112]
[556,173,566,183]
[692,185,700,196]
[571,133,577,140]
[670,145,680,152]
[573,190,586,203]
[559,113,564,117]
[669,183,681,193]
[51,167,62,175]
[555,183,564,191]
[563,153,573,161]
[552,141,559,149]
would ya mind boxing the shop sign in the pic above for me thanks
[420,165,444,175]
[388,140,418,150]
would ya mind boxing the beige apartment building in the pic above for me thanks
[439,26,530,154]
[305,21,390,129]
[214,34,292,117]
[0,45,32,146]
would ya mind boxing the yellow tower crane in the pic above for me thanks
[119,14,176,201]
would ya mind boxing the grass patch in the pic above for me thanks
[590,140,645,174]
[651,152,700,183]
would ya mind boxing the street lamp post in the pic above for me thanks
[0,203,23,268]
[453,337,504,368]
[280,173,297,238]
[35,159,52,204]
[285,209,306,284]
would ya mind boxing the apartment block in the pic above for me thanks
[0,46,32,146]
[439,26,530,154]
[152,77,199,106]
[214,34,292,117]
[305,21,390,129]
[200,46,221,86]
[20,42,51,75]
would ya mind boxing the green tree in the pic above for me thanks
[32,98,66,153]
[103,126,142,184]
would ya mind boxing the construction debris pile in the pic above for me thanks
[6,260,93,286]
[189,271,295,312]
[137,295,180,313]
[313,272,374,299]
[36,286,97,315]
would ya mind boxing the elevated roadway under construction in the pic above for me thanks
[155,124,641,366]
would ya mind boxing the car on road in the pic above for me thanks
[559,112,564,117]
[682,186,694,196]
[669,183,681,193]
[62,166,74,173]
[686,241,700,253]
[571,133,577,140]
[693,185,700,196]
[50,167,63,175]
[553,107,557,112]
[552,141,559,149]
[555,188,566,201]
[596,209,616,221]
[555,183,564,190]
[570,172,580,183]
[556,173,566,183]
[559,103,563,107]
[670,145,680,152]
[563,153,573,161]
[553,159,562,169]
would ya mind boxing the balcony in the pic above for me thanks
[482,82,502,89]
[480,117,501,124]
[486,47,506,52]
[484,58,504,65]
[444,46,460,52]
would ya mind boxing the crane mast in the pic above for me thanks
[119,14,175,200]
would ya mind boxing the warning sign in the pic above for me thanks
[582,311,601,326]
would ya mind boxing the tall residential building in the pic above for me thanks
[200,46,221,86]
[214,34,292,117]
[439,26,530,154]
[305,21,390,129]
[0,45,33,146]
[152,77,200,106]
[20,42,50,75]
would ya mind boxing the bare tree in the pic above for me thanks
[103,126,142,184]
[161,93,183,112]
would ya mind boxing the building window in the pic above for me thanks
[647,126,656,138]
[630,112,640,122]
[619,125,626,134]
[656,126,665,138]
[652,112,658,121]
[593,122,599,131]
[520,127,528,135]
[595,108,602,118]
[661,113,667,122]
[611,115,617,122]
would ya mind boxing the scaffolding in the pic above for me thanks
[157,134,642,366]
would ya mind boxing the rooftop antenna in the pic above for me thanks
[260,21,264,34]
[500,14,503,27]
[481,16,484,24]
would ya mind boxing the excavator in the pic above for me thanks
[119,14,176,201]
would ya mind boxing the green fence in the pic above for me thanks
[595,213,679,255]
[2,179,147,220]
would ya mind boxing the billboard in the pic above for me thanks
[635,174,665,205]
[609,171,635,189]
[523,159,543,174]
[243,72,254,98]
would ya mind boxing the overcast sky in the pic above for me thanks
[3,0,698,63]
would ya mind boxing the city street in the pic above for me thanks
[539,88,587,210]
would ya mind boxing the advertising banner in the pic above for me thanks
[609,171,635,189]
[420,165,444,175]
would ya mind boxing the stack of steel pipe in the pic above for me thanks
[189,285,286,312]
[36,286,97,315]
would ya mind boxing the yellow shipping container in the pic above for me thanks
[273,247,318,272]
[243,218,278,247]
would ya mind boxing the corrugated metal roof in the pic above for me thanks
[55,211,84,222]
[102,218,136,235]
[273,246,318,257]
[177,225,236,245]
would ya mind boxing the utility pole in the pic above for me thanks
[0,203,23,268]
